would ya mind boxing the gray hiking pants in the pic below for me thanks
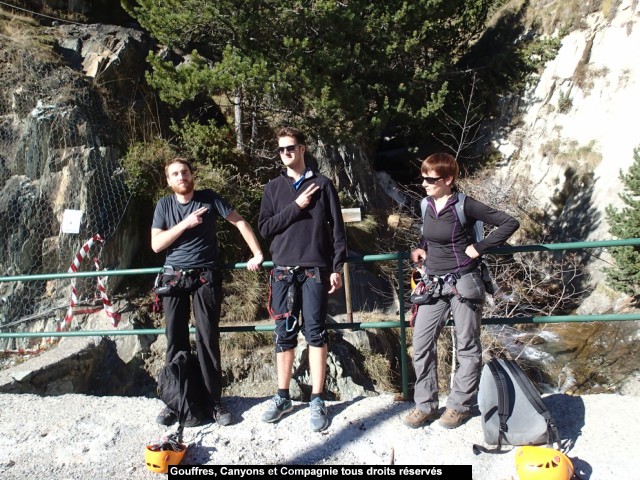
[412,270,485,414]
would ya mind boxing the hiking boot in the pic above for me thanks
[309,397,329,432]
[262,394,293,423]
[156,406,177,426]
[211,402,234,426]
[181,414,205,428]
[402,408,438,428]
[439,408,470,429]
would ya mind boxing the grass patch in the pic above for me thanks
[221,269,268,325]
[362,350,399,392]
[0,10,57,63]
[220,330,272,354]
[524,0,602,36]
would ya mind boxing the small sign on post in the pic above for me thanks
[341,208,362,323]
[341,208,362,223]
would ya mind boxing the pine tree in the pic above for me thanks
[122,0,502,153]
[605,147,640,295]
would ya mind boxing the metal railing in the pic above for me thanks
[2,239,640,400]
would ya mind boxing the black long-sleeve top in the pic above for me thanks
[259,170,347,273]
[419,193,519,276]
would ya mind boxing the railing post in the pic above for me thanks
[343,261,353,323]
[341,208,362,324]
[398,253,409,400]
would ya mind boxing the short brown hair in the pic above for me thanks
[420,153,458,183]
[164,157,194,176]
[277,126,306,145]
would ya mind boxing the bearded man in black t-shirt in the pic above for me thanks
[152,157,264,427]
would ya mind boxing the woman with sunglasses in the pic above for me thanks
[403,152,519,429]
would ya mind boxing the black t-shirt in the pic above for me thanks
[152,189,233,268]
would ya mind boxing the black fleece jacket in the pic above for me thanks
[259,170,347,273]
[419,192,519,276]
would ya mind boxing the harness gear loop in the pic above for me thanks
[409,274,441,326]
[152,294,163,313]
[409,271,479,325]
[443,272,479,311]
[267,266,301,328]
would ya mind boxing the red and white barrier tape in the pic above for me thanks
[58,234,120,330]
[93,258,121,327]
[1,347,45,355]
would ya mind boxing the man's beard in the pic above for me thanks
[171,179,194,195]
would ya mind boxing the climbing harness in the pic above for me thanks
[152,266,210,313]
[154,266,208,296]
[268,266,301,332]
[409,268,479,326]
[267,266,321,332]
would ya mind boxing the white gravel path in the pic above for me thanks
[0,391,637,479]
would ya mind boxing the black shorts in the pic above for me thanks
[270,267,330,351]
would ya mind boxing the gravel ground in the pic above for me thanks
[0,391,638,479]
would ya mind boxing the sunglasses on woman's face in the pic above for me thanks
[421,176,443,184]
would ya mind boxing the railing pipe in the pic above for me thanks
[3,313,640,340]
[489,238,640,254]
[2,240,640,400]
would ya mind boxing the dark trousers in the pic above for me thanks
[270,267,330,351]
[162,269,223,408]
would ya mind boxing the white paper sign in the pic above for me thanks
[61,209,83,234]
[341,208,362,223]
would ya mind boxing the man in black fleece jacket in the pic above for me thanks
[258,126,346,432]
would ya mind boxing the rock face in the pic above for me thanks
[0,22,153,342]
[53,24,151,101]
[0,314,403,402]
[492,0,640,249]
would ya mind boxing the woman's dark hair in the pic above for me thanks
[420,153,458,184]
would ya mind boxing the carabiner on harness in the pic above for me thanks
[443,273,458,286]
[268,266,301,328]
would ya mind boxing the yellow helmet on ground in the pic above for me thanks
[515,446,574,480]
[145,443,186,474]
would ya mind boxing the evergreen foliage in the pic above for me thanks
[122,0,508,154]
[605,147,640,295]
[119,0,557,267]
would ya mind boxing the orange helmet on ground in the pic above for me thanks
[145,443,186,474]
[515,446,574,480]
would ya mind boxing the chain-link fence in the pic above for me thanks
[0,16,131,349]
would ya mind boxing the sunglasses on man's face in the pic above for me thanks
[278,144,299,154]
[421,176,443,184]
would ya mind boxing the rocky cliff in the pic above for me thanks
[0,16,154,343]
[493,0,640,257]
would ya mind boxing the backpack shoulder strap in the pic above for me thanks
[420,197,428,221]
[489,359,511,448]
[456,192,485,245]
[473,359,512,455]
[502,359,547,414]
[455,192,467,227]
[502,360,562,448]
